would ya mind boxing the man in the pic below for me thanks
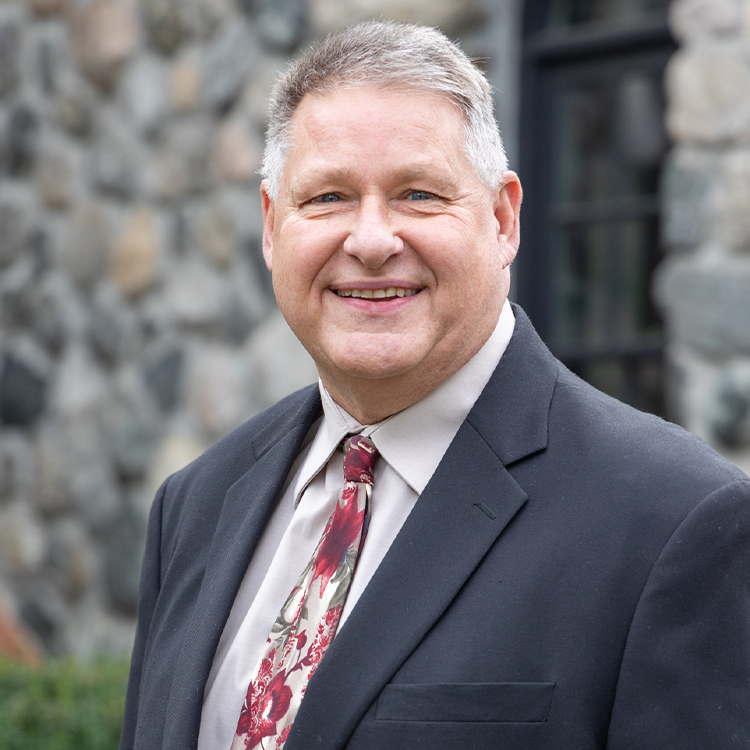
[120,21,750,750]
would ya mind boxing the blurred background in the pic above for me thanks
[0,0,749,669]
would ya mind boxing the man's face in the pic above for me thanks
[262,85,521,419]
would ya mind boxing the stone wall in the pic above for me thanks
[658,0,750,476]
[0,0,509,655]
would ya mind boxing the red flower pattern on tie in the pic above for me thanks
[231,435,378,750]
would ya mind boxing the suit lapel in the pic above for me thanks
[285,308,558,750]
[162,388,322,749]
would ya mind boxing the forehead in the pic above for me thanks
[282,86,475,189]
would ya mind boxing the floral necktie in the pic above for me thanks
[230,435,378,750]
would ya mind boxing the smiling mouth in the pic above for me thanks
[334,287,419,300]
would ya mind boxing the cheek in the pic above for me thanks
[274,223,343,288]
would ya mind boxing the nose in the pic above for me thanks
[343,196,404,269]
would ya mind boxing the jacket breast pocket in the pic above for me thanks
[374,682,555,723]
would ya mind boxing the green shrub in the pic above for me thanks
[0,657,129,750]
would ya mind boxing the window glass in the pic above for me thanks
[556,69,666,204]
[551,218,662,348]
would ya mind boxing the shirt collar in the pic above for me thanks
[293,300,515,504]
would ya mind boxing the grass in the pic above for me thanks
[0,657,129,750]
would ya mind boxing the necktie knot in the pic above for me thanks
[343,435,378,485]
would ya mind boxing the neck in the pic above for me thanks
[319,335,491,424]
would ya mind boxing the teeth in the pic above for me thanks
[335,287,418,299]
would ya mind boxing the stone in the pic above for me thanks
[718,149,750,249]
[662,149,715,250]
[0,104,7,170]
[240,0,306,51]
[34,426,74,516]
[0,595,42,665]
[73,465,122,533]
[119,55,169,136]
[63,602,138,657]
[35,413,120,527]
[109,208,161,298]
[711,367,750,448]
[7,105,40,177]
[142,0,182,54]
[170,52,201,113]
[103,498,146,615]
[53,344,109,419]
[155,115,214,198]
[135,294,172,341]
[55,77,95,137]
[69,0,139,90]
[244,233,275,302]
[36,140,77,209]
[188,344,249,437]
[666,47,750,144]
[0,501,46,574]
[201,25,258,112]
[29,271,87,355]
[224,249,272,328]
[90,282,141,363]
[26,0,67,16]
[221,286,257,344]
[671,0,741,41]
[57,203,111,288]
[90,114,141,199]
[145,431,205,497]
[209,118,260,185]
[180,0,231,41]
[142,344,185,412]
[0,347,47,426]
[34,23,71,96]
[309,0,485,38]
[198,198,238,267]
[0,14,20,98]
[20,587,66,655]
[244,309,318,410]
[655,258,750,354]
[164,258,225,327]
[0,191,31,268]
[107,372,161,480]
[0,432,33,503]
[49,521,95,601]
[110,411,160,480]
[241,54,285,128]
[0,237,34,313]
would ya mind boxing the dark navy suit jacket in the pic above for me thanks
[120,307,750,750]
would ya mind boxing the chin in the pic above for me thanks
[318,335,426,380]
[338,358,414,381]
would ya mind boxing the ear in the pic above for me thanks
[493,172,523,269]
[260,180,275,272]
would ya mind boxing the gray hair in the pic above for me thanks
[261,20,508,199]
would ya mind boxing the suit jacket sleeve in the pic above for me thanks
[607,479,750,748]
[119,477,168,750]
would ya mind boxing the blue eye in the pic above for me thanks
[408,191,434,201]
[316,193,340,203]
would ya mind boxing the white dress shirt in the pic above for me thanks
[197,301,516,750]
